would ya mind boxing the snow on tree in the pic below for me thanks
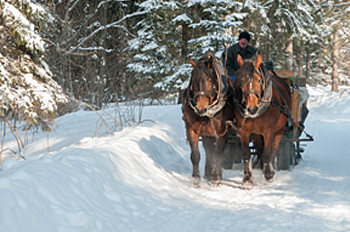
[127,0,183,94]
[127,0,246,94]
[308,0,350,88]
[40,0,149,106]
[241,0,317,69]
[186,0,245,59]
[0,0,67,131]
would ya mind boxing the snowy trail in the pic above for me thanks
[0,86,350,231]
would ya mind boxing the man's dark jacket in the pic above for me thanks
[222,43,258,76]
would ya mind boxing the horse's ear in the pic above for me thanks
[237,54,244,67]
[254,53,263,69]
[189,57,196,67]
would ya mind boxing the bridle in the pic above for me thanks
[237,61,272,118]
[189,70,216,101]
[240,60,265,100]
[186,56,227,117]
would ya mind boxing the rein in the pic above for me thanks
[271,82,313,140]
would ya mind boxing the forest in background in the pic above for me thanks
[40,0,350,107]
[3,0,350,106]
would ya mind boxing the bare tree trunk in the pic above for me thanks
[266,42,270,61]
[297,48,303,78]
[332,28,340,92]
[286,36,293,70]
[99,3,108,107]
[305,42,311,84]
[181,23,188,65]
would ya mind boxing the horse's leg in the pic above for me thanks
[241,132,253,188]
[202,136,215,181]
[271,128,284,168]
[252,134,263,170]
[261,131,276,182]
[211,137,227,187]
[187,130,201,187]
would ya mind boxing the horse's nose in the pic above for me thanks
[248,106,258,115]
[197,107,207,115]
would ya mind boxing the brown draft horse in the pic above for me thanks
[182,50,235,187]
[234,53,291,188]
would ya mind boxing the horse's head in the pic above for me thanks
[235,53,264,115]
[188,50,222,116]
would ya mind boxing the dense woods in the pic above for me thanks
[1,0,350,130]
[44,0,350,103]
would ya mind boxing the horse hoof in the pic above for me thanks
[192,177,201,188]
[265,174,276,183]
[242,173,253,189]
[263,164,276,183]
[211,180,221,188]
[242,180,253,190]
[264,170,276,183]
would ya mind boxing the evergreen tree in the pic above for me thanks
[314,0,350,89]
[255,0,316,69]
[127,0,182,97]
[129,0,246,95]
[0,0,66,131]
[186,0,244,59]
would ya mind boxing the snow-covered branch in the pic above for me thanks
[66,10,148,55]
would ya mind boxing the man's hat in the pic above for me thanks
[238,31,251,42]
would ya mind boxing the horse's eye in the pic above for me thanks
[258,79,261,83]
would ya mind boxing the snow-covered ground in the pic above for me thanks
[0,85,349,232]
